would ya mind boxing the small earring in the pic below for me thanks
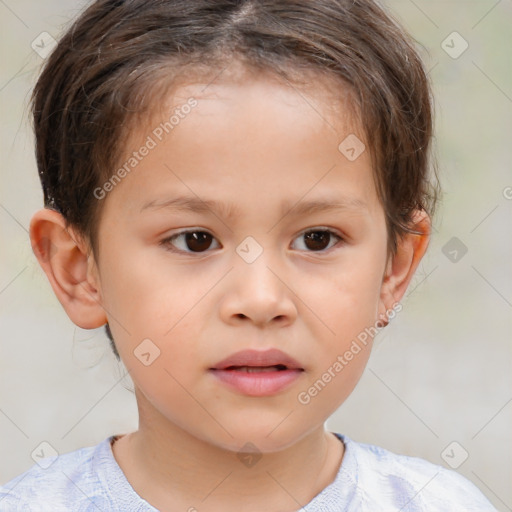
[376,313,389,328]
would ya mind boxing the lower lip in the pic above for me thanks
[209,368,303,396]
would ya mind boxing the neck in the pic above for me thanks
[112,390,344,512]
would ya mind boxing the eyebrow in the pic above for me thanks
[140,195,368,219]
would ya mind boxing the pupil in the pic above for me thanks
[182,231,331,253]
[305,231,330,251]
[186,232,212,252]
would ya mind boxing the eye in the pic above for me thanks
[291,228,343,252]
[161,228,343,255]
[161,230,221,254]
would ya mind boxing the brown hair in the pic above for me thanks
[31,0,439,359]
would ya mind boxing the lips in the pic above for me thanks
[209,349,304,396]
[210,348,304,371]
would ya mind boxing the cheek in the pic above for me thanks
[299,247,385,392]
[99,249,215,391]
[315,251,385,339]
[296,275,378,415]
[296,344,372,418]
[98,244,204,336]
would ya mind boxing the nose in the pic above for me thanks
[219,255,298,328]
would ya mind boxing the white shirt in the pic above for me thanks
[0,433,497,511]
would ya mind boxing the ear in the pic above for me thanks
[29,208,107,329]
[378,210,431,323]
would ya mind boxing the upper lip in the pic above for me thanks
[210,349,304,370]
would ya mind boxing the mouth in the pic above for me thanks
[210,348,304,372]
[209,349,304,396]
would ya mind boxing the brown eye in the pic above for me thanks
[292,229,342,252]
[304,231,331,251]
[183,232,214,252]
[162,230,220,254]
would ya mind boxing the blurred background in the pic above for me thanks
[1,0,511,509]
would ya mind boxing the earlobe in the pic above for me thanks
[29,208,107,329]
[379,210,431,318]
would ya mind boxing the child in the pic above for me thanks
[0,0,497,510]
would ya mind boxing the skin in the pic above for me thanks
[30,65,430,512]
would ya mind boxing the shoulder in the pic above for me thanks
[0,438,114,511]
[336,434,497,511]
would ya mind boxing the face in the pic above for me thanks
[91,68,392,453]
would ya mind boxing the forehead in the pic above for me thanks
[140,62,362,140]
[102,65,379,221]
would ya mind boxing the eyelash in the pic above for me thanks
[160,228,344,255]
